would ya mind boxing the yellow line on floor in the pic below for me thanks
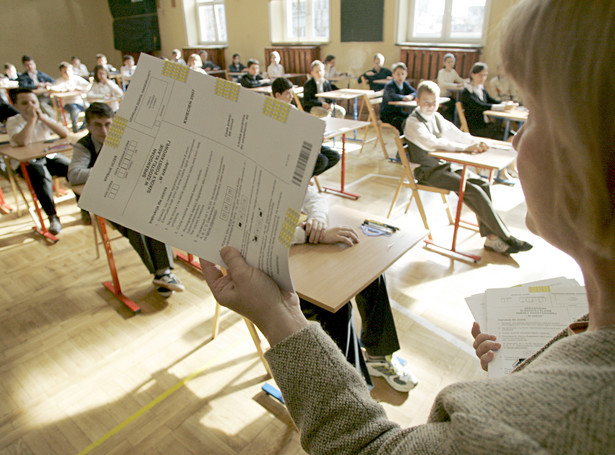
[77,340,245,455]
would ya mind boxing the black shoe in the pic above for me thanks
[505,236,533,252]
[49,215,62,235]
[156,287,174,298]
[81,210,91,225]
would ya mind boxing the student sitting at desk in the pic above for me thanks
[6,88,69,235]
[228,53,246,73]
[404,81,531,255]
[267,51,285,78]
[358,53,392,91]
[292,183,418,392]
[18,55,55,117]
[70,56,89,79]
[380,62,416,133]
[68,103,185,297]
[3,63,18,83]
[198,50,220,71]
[87,65,123,112]
[120,55,137,83]
[238,59,270,89]
[272,77,341,177]
[489,64,523,104]
[302,60,345,119]
[187,54,206,75]
[323,54,342,79]
[95,53,117,75]
[170,49,186,66]
[437,53,464,121]
[51,61,90,132]
[461,62,516,140]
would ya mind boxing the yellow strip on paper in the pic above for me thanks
[214,78,240,102]
[279,208,300,247]
[104,116,128,149]
[161,61,190,82]
[528,286,551,293]
[262,97,291,123]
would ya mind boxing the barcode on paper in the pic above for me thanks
[292,141,312,186]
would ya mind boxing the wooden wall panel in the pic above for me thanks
[264,46,321,83]
[182,47,227,70]
[399,47,482,84]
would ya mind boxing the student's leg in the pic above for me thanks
[22,158,56,217]
[313,145,341,176]
[332,104,346,118]
[354,275,400,357]
[64,103,85,132]
[309,106,330,118]
[45,154,70,179]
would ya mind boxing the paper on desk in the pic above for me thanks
[78,54,324,290]
[485,285,587,378]
[465,277,577,328]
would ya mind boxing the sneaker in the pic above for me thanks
[505,236,533,252]
[484,236,518,255]
[81,210,92,225]
[152,273,185,292]
[366,355,418,392]
[48,215,62,235]
[156,287,174,298]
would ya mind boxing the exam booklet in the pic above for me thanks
[79,54,324,290]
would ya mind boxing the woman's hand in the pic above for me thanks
[471,322,501,371]
[200,247,308,346]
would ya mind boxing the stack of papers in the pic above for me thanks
[466,277,587,378]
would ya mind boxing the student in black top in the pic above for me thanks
[238,59,271,89]
[460,62,515,139]
[302,60,345,118]
[380,62,416,133]
[228,53,246,73]
[358,53,392,91]
[198,50,221,71]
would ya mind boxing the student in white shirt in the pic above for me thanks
[119,55,137,87]
[87,65,123,112]
[70,56,89,78]
[51,62,90,132]
[267,51,285,78]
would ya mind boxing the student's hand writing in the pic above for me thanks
[305,218,326,244]
[321,226,360,246]
[471,322,501,371]
[200,247,308,346]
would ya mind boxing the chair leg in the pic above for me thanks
[441,194,454,224]
[212,302,221,339]
[376,123,388,159]
[358,123,371,154]
[92,212,100,259]
[243,318,273,378]
[313,176,322,192]
[413,189,432,235]
[387,178,404,218]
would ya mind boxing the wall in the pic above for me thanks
[0,0,119,78]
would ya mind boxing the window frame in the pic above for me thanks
[195,0,228,45]
[270,0,330,45]
[396,0,491,46]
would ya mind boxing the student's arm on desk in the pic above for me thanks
[67,141,91,185]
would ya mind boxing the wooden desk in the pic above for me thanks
[484,108,528,139]
[316,89,374,120]
[247,85,273,94]
[0,133,85,242]
[290,205,427,312]
[428,141,517,262]
[49,90,85,127]
[321,117,370,199]
[328,75,356,89]
[389,96,450,108]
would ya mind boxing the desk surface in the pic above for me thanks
[0,131,86,161]
[389,96,450,107]
[290,205,426,312]
[322,117,370,140]
[316,88,373,100]
[430,141,517,171]
[247,85,273,94]
[484,108,528,122]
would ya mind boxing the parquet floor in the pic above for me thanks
[0,127,582,454]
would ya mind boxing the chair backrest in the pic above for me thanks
[456,101,470,133]
[292,87,304,111]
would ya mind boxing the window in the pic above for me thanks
[196,0,227,44]
[270,0,330,44]
[397,0,490,44]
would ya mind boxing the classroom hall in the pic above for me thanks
[0,1,584,454]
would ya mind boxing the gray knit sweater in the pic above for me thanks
[265,323,615,454]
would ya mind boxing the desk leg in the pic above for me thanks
[322,133,360,199]
[58,98,69,128]
[175,251,202,272]
[19,162,58,244]
[0,186,12,214]
[97,216,141,314]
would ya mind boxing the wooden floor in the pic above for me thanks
[0,127,583,454]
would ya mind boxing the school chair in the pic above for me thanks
[456,101,470,133]
[358,93,389,159]
[292,87,304,111]
[385,126,454,238]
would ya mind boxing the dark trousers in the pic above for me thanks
[109,222,174,275]
[300,275,400,360]
[381,112,410,134]
[64,103,85,132]
[313,145,340,176]
[418,165,510,239]
[19,155,70,217]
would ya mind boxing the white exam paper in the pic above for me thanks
[79,54,324,290]
[486,285,587,378]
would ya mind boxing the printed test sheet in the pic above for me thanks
[79,54,324,290]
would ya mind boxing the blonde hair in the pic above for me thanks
[501,0,615,258]
[187,54,202,68]
[416,80,440,100]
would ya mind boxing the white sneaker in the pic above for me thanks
[152,273,185,292]
[484,236,515,255]
[366,355,418,392]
